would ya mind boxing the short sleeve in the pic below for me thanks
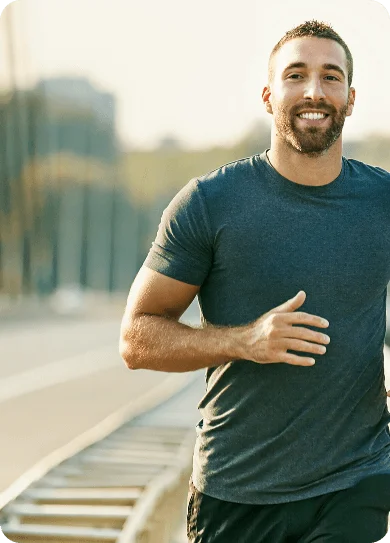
[143,178,213,285]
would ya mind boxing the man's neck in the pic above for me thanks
[266,139,343,187]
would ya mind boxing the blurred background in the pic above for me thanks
[0,0,389,541]
[0,0,390,302]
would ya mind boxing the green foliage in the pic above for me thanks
[120,122,271,205]
[343,134,390,170]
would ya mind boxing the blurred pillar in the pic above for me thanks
[2,4,33,296]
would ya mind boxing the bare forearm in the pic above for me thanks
[120,314,245,372]
[120,290,331,373]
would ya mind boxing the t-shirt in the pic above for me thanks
[144,149,390,504]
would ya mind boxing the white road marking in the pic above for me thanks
[0,346,118,404]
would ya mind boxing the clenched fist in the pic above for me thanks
[241,290,330,367]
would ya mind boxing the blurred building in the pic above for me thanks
[0,77,138,298]
[36,77,115,126]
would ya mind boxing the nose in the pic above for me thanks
[303,77,326,101]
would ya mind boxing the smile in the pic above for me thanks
[297,112,329,120]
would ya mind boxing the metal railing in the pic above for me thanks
[0,372,203,542]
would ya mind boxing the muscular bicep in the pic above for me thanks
[123,265,200,321]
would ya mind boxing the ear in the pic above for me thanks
[262,85,273,115]
[346,87,356,117]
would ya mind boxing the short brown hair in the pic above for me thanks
[268,20,353,87]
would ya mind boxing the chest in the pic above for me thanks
[210,191,390,313]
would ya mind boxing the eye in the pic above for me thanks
[325,75,339,81]
[288,74,303,79]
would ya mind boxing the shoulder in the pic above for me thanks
[197,154,259,184]
[165,154,261,217]
[195,154,260,197]
[344,156,390,181]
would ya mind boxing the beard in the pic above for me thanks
[274,100,350,158]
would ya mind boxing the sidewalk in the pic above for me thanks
[0,290,126,327]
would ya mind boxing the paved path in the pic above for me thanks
[0,300,178,494]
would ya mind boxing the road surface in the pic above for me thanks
[0,297,196,495]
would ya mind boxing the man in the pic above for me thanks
[120,20,390,542]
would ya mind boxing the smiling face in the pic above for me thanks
[263,37,355,157]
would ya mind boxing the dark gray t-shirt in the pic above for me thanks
[144,149,390,504]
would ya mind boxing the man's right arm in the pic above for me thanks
[119,266,330,372]
[119,266,245,372]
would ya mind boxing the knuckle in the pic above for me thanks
[293,328,304,339]
[285,355,297,365]
[268,314,279,326]
[265,319,278,336]
[268,324,278,338]
[292,339,304,350]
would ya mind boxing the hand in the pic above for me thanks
[243,290,330,367]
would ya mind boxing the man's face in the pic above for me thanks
[263,37,355,157]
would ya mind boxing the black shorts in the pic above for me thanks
[187,474,390,542]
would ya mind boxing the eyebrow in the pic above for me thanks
[283,62,346,79]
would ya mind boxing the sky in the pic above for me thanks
[2,0,390,150]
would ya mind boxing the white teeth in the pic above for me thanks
[298,112,326,120]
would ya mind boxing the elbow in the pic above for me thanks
[119,336,141,370]
[119,315,142,370]
[120,314,154,370]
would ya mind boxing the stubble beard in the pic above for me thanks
[275,101,350,158]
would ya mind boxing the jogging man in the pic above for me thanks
[120,20,390,542]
